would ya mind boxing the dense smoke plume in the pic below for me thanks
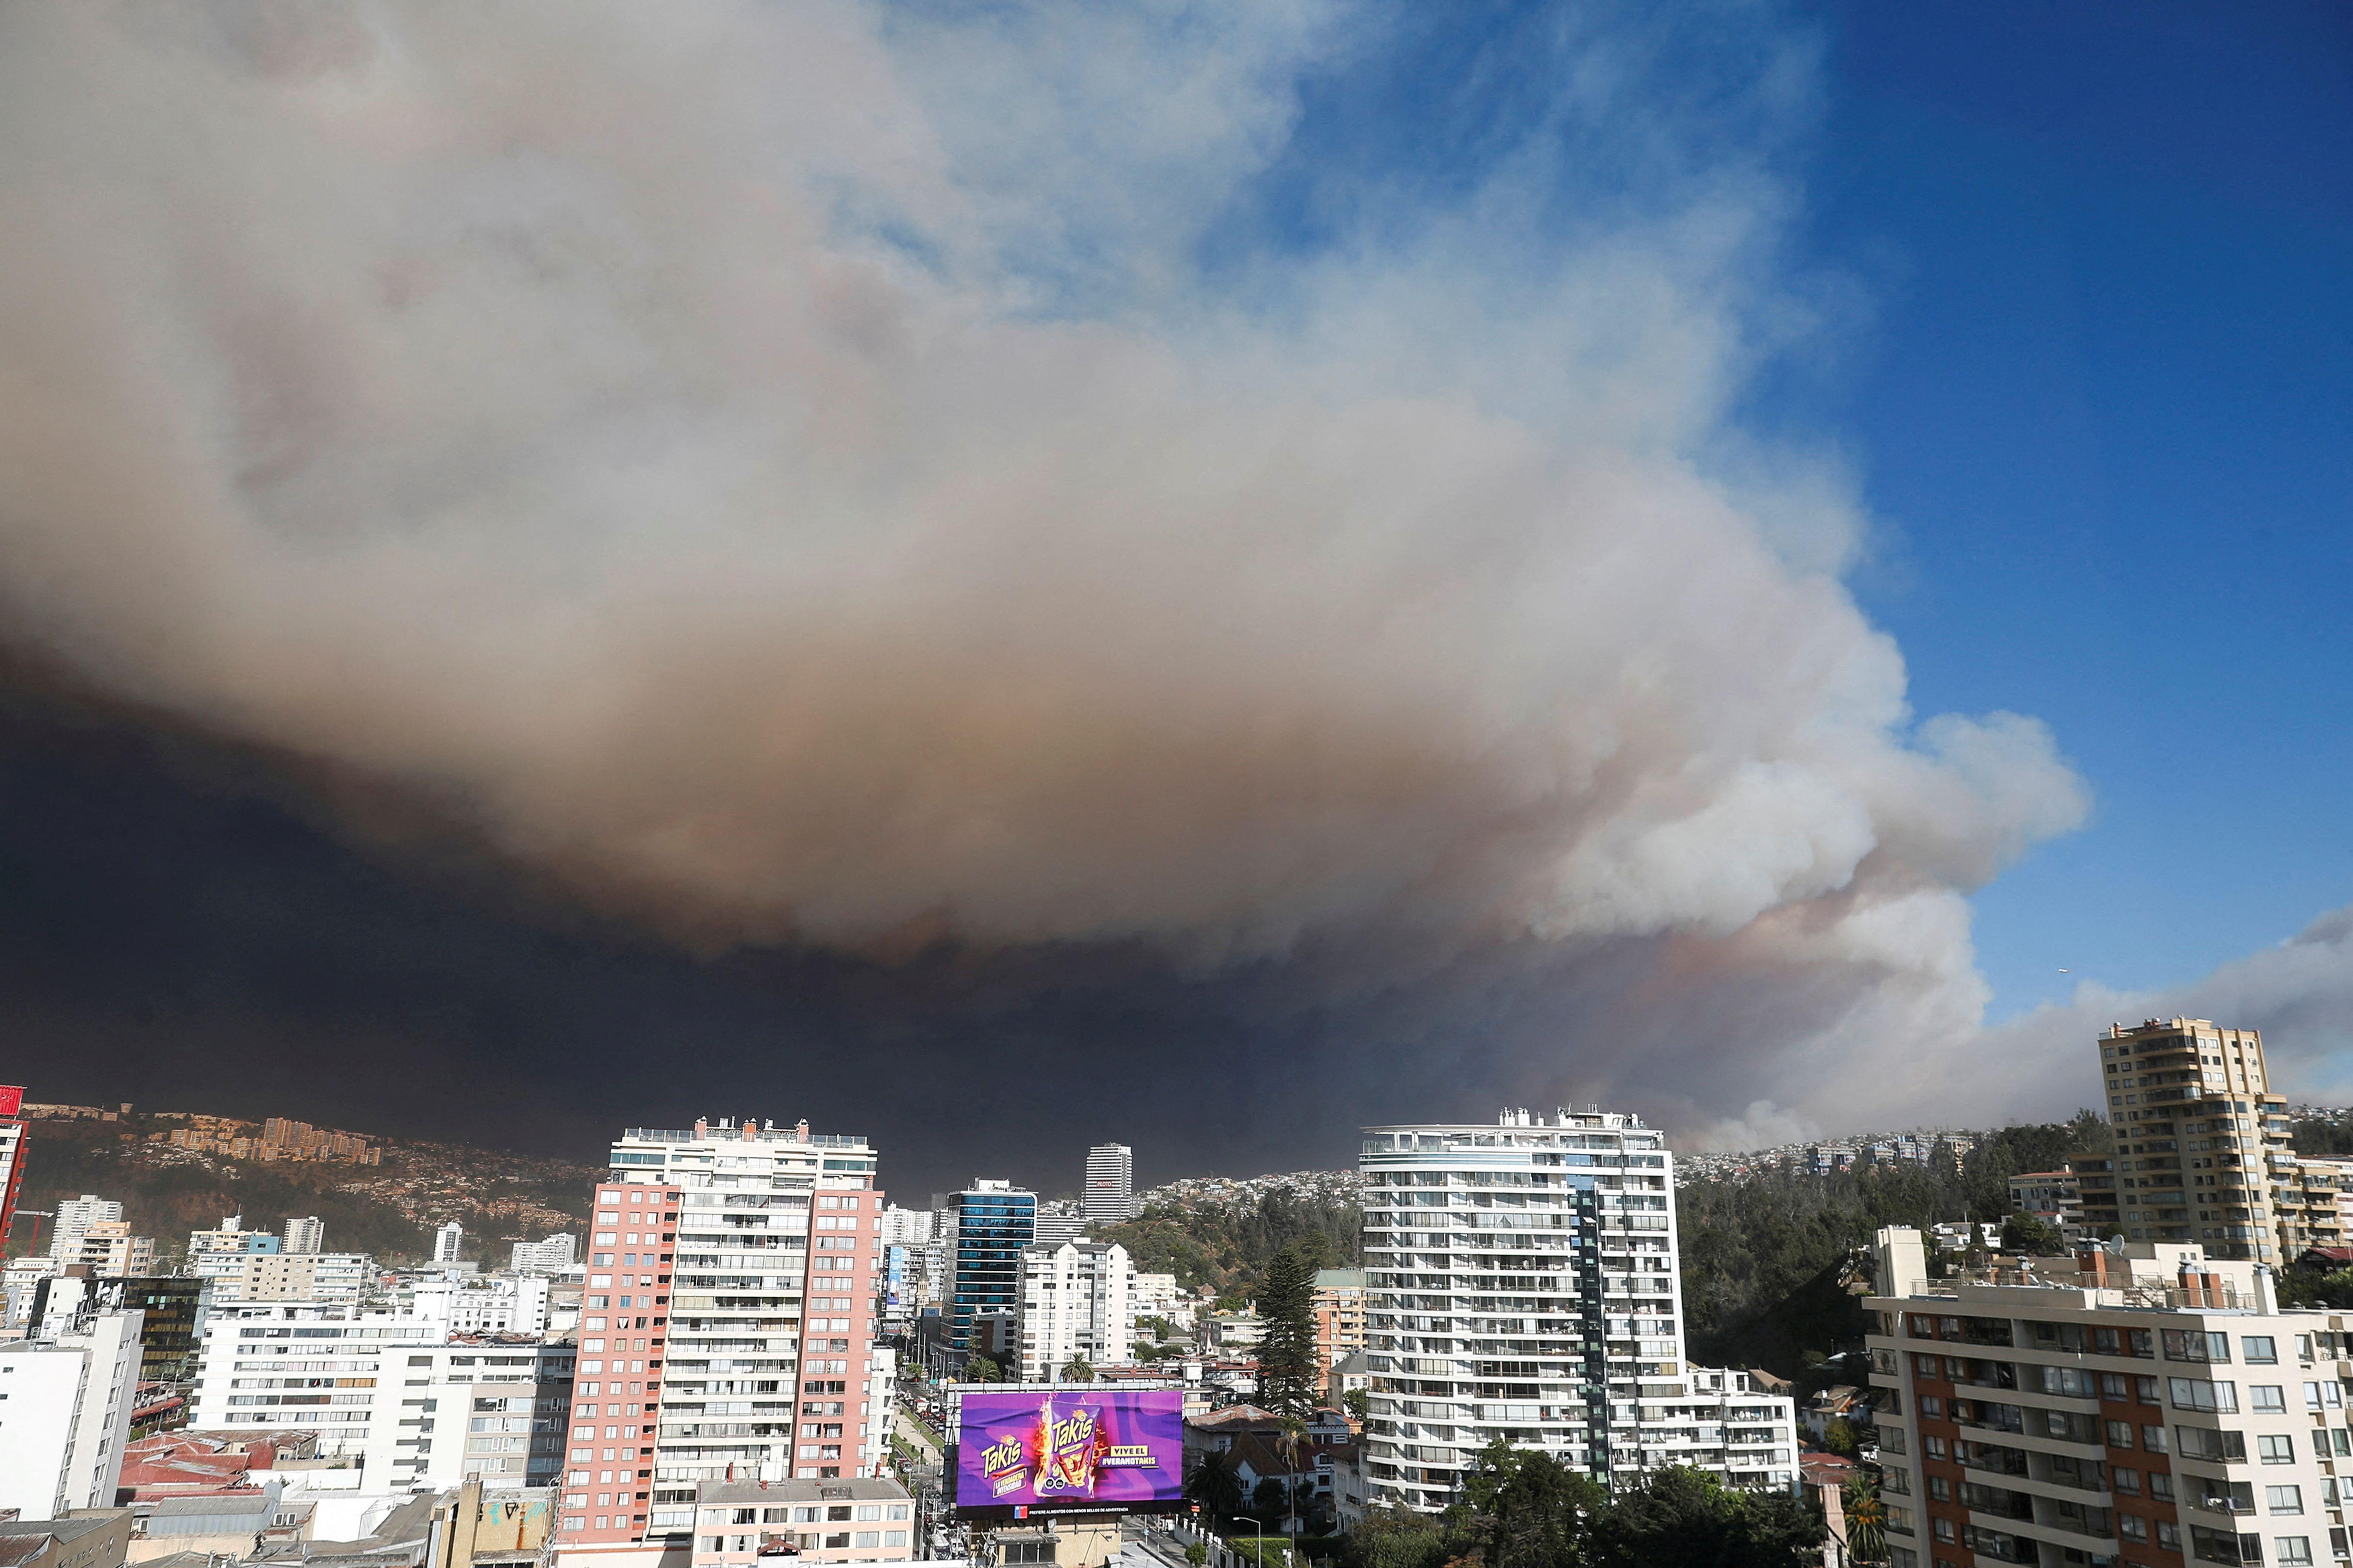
[0,2,2107,1145]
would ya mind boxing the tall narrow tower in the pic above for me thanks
[1082,1142,1135,1225]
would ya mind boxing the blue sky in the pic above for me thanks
[1774,1,2353,1018]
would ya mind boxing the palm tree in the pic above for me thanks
[1842,1472,1888,1565]
[1061,1355,1096,1382]
[1187,1452,1245,1529]
[1274,1414,1308,1536]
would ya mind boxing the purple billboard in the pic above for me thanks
[954,1388,1184,1516]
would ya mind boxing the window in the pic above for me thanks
[2261,1433,2297,1465]
[2250,1385,2287,1413]
[1932,1520,1956,1544]
[2138,1376,2161,1403]
[2120,1515,2148,1544]
[2101,1373,2129,1399]
[2151,1472,2175,1502]
[2107,1420,2135,1448]
[2114,1467,2140,1494]
[2170,1379,2238,1413]
[1002,1544,1058,1565]
[2142,1425,2171,1454]
[1927,1477,1950,1502]
[2269,1485,2304,1515]
[2165,1329,2231,1364]
[853,1533,880,1549]
[1920,1396,1944,1419]
[2243,1336,2279,1364]
[1923,1435,1947,1460]
[2277,1537,2314,1566]
[2156,1521,2180,1551]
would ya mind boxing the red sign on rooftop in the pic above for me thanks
[0,1087,21,1119]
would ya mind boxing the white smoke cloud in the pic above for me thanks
[0,1,2111,1132]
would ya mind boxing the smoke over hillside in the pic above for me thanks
[0,2,2101,1149]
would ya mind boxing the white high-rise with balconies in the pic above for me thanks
[1358,1109,1796,1510]
[1015,1240,1134,1380]
[47,1195,122,1261]
[434,1221,466,1263]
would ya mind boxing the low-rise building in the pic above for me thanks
[0,1514,134,1568]
[689,1477,916,1568]
[2007,1170,2083,1226]
[1864,1223,2349,1568]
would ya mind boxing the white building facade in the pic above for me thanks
[47,1195,123,1261]
[1358,1109,1797,1509]
[513,1234,580,1273]
[0,1305,142,1518]
[435,1222,466,1263]
[284,1215,326,1254]
[1015,1240,1135,1380]
[185,1300,575,1488]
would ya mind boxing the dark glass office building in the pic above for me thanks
[950,1180,1035,1359]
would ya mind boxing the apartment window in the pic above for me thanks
[2156,1521,2180,1551]
[2142,1425,2171,1455]
[2164,1330,2231,1364]
[1922,1435,1947,1460]
[2119,1515,2147,1544]
[2269,1485,2304,1515]
[2251,1385,2287,1413]
[2107,1421,2134,1448]
[2113,1467,2140,1494]
[2169,1379,2237,1413]
[1931,1519,1956,1544]
[885,1532,909,1547]
[2101,1373,2129,1399]
[1926,1476,1949,1503]
[2138,1376,2160,1403]
[2244,1336,2279,1364]
[2261,1433,2296,1464]
[853,1534,880,1549]
[2151,1472,2176,1502]
[1919,1397,1943,1420]
[2277,1537,2313,1566]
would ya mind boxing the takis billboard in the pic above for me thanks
[953,1388,1184,1518]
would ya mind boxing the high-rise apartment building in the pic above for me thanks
[1358,1109,1796,1509]
[0,1087,24,1253]
[435,1221,467,1263]
[283,1215,326,1254]
[1313,1266,1367,1371]
[556,1118,885,1550]
[1015,1240,1134,1380]
[1864,1225,2351,1568]
[47,1195,123,1261]
[2079,1018,2292,1261]
[1084,1143,1137,1225]
[950,1180,1035,1360]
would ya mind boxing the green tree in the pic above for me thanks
[1341,1388,1370,1424]
[1597,1466,1820,1568]
[1185,1546,1208,1568]
[2000,1211,2066,1254]
[1345,1504,1445,1568]
[1255,1244,1320,1415]
[964,1353,1003,1382]
[1061,1355,1096,1382]
[1187,1452,1245,1527]
[1822,1416,1858,1458]
[1253,1475,1288,1524]
[1457,1439,1606,1568]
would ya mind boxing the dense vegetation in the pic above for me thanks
[8,1115,597,1264]
[1100,1191,1360,1302]
[1677,1114,2112,1377]
[1287,1443,1817,1568]
[2290,1117,2353,1158]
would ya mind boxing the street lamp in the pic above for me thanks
[1234,1518,1263,1568]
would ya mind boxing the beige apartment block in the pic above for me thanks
[2080,1018,2292,1262]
